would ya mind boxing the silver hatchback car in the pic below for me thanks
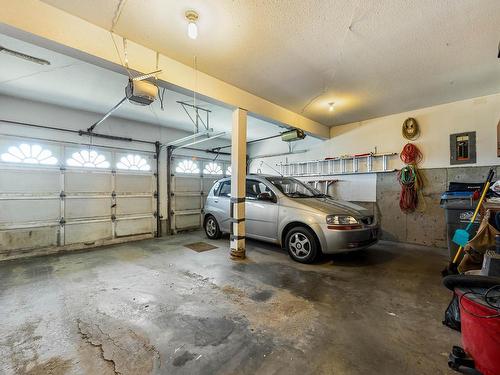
[203,174,379,263]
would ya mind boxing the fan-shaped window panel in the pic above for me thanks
[175,159,200,174]
[203,162,223,175]
[116,154,151,171]
[66,150,110,169]
[0,143,58,165]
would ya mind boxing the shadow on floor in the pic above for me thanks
[323,247,398,267]
[245,236,398,268]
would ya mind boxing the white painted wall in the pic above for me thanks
[249,92,500,201]
[328,93,500,169]
[0,94,230,218]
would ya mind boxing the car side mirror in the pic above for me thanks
[257,192,275,202]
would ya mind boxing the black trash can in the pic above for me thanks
[440,191,481,261]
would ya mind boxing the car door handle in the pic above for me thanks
[214,199,218,203]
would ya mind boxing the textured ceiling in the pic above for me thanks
[39,0,500,126]
[0,34,284,141]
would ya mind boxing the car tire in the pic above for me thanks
[285,226,319,263]
[204,215,222,239]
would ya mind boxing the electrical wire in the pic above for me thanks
[459,285,500,319]
[486,285,500,309]
[109,33,132,78]
[149,102,165,130]
[0,63,80,86]
[397,143,423,212]
[158,87,167,111]
[397,165,419,212]
[400,143,423,164]
[212,149,220,162]
[123,38,129,70]
[110,0,128,32]
[192,55,198,142]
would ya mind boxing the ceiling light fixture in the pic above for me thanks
[328,102,335,112]
[185,10,199,40]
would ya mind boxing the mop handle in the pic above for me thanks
[451,169,495,265]
[464,181,490,231]
[465,170,495,228]
[452,182,489,264]
[452,245,463,264]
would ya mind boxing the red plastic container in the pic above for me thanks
[457,289,500,375]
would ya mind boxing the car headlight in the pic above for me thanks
[326,215,358,225]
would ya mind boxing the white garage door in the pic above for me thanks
[0,135,157,259]
[170,155,230,233]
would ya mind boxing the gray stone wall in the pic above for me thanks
[372,165,499,248]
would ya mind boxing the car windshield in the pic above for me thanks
[266,176,327,198]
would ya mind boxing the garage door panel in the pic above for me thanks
[65,221,112,244]
[116,197,152,215]
[0,200,60,223]
[65,198,111,219]
[202,178,219,193]
[116,217,153,237]
[0,169,60,193]
[171,160,229,232]
[65,172,112,193]
[174,196,201,211]
[174,176,201,192]
[175,214,201,230]
[115,174,153,193]
[1,135,157,255]
[0,227,59,252]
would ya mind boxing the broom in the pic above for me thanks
[442,168,495,276]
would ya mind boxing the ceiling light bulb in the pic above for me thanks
[185,10,199,40]
[328,102,335,112]
[188,22,198,39]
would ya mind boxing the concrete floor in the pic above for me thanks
[0,231,459,375]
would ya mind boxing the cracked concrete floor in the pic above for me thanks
[0,231,459,374]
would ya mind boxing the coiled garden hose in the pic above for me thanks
[397,144,424,212]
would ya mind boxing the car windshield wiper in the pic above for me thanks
[313,193,329,198]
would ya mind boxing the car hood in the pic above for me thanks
[291,197,370,217]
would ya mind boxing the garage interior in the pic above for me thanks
[1,1,500,374]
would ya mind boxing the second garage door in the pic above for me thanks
[169,155,230,233]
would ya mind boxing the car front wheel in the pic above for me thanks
[285,226,319,263]
[204,216,222,239]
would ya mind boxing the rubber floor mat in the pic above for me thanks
[184,242,218,252]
